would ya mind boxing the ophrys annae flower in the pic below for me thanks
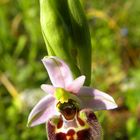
[27,56,117,140]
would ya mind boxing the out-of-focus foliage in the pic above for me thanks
[0,0,140,139]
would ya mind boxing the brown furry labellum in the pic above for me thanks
[46,109,102,140]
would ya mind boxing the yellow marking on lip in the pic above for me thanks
[55,115,89,134]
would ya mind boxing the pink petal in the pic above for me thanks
[41,84,55,95]
[77,86,118,111]
[42,56,73,88]
[27,95,57,127]
[66,75,85,93]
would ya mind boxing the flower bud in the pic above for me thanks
[40,0,80,78]
[40,0,91,85]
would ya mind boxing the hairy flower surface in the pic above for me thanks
[27,56,117,139]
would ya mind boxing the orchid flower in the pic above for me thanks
[27,56,117,140]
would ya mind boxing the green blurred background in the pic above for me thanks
[0,0,140,139]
